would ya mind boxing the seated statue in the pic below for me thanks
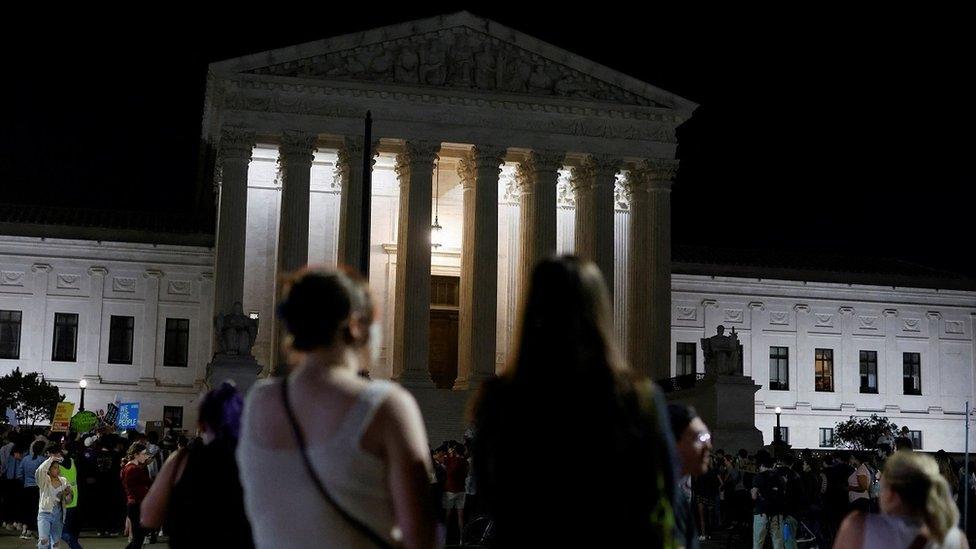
[215,302,258,357]
[701,325,743,376]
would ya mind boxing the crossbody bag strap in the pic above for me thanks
[279,379,394,549]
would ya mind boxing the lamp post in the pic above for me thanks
[774,406,782,443]
[78,379,88,412]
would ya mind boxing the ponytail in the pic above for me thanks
[883,451,959,543]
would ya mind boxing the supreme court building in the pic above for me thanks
[1,12,974,451]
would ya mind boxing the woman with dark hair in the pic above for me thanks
[141,381,253,548]
[472,256,678,547]
[237,267,435,548]
[848,452,872,513]
[19,439,46,540]
[120,442,151,549]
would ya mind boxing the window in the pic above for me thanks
[163,318,190,367]
[107,316,134,365]
[815,348,834,392]
[163,406,184,429]
[903,352,921,395]
[52,313,79,362]
[0,310,22,359]
[859,350,878,393]
[769,346,789,390]
[908,430,923,450]
[819,428,834,448]
[774,426,789,444]
[676,342,696,376]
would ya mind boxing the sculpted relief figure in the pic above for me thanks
[474,42,497,89]
[701,325,743,376]
[395,42,420,84]
[421,38,448,86]
[448,32,475,86]
[215,302,259,357]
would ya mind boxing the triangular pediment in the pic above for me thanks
[211,12,697,113]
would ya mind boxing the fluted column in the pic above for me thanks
[276,131,318,274]
[456,145,506,389]
[213,127,254,318]
[336,137,379,270]
[515,150,563,307]
[392,140,440,387]
[572,154,620,296]
[625,159,678,380]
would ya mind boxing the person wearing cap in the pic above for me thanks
[669,403,713,549]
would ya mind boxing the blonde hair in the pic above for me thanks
[883,451,958,543]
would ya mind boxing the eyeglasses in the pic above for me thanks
[696,432,712,445]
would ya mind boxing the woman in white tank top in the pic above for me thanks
[236,268,436,549]
[833,451,967,549]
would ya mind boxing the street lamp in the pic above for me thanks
[78,379,88,412]
[774,406,782,443]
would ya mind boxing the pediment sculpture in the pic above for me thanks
[247,27,664,107]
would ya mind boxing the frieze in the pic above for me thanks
[112,277,137,293]
[814,313,834,327]
[56,273,80,289]
[903,318,922,332]
[858,315,879,330]
[724,308,744,323]
[247,27,666,108]
[945,320,964,335]
[769,311,790,325]
[0,271,25,287]
[222,84,679,143]
[675,306,697,321]
[167,280,193,296]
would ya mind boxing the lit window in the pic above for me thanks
[769,347,789,390]
[815,348,834,392]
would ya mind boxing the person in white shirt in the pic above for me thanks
[35,447,73,549]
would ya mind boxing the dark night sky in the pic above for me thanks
[2,6,973,277]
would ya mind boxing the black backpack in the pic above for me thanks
[759,469,789,515]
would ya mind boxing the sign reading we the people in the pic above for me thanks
[51,402,75,433]
[116,402,140,430]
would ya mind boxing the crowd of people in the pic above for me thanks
[669,405,973,549]
[0,256,973,548]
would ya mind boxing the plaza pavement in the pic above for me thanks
[0,529,169,548]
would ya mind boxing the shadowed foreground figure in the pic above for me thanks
[473,256,678,547]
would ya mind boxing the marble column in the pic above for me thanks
[213,127,254,319]
[336,137,379,271]
[392,140,440,387]
[882,309,898,397]
[30,264,52,366]
[625,159,678,381]
[839,306,856,404]
[748,302,765,379]
[926,312,943,402]
[455,145,506,390]
[515,150,564,308]
[276,130,318,274]
[572,154,620,295]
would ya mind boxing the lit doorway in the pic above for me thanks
[429,275,459,389]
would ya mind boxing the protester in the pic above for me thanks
[2,442,24,533]
[34,445,73,549]
[669,403,712,549]
[848,452,871,512]
[834,451,967,548]
[120,442,152,549]
[141,381,254,548]
[473,257,677,547]
[237,267,435,548]
[56,442,82,549]
[20,439,46,540]
[823,453,854,541]
[752,450,786,549]
[441,441,468,542]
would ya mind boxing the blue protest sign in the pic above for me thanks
[116,402,140,430]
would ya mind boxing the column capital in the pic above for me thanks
[793,304,810,313]
[278,130,318,166]
[749,301,766,311]
[883,308,899,318]
[702,299,719,309]
[471,144,507,165]
[515,150,565,191]
[926,311,943,321]
[335,137,379,182]
[218,126,255,161]
[144,269,164,280]
[88,266,108,277]
[395,140,440,179]
[31,263,52,274]
[839,306,856,316]
[625,158,679,192]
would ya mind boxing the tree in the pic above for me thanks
[0,368,65,426]
[833,414,899,450]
